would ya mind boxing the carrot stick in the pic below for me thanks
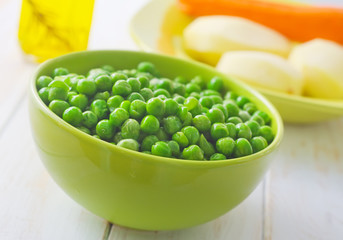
[177,0,343,44]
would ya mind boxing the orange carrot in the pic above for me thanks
[177,0,343,44]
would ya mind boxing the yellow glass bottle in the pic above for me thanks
[18,0,95,62]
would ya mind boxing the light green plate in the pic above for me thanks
[130,0,343,123]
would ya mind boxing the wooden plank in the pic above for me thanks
[0,100,109,240]
[264,118,343,240]
[108,182,265,240]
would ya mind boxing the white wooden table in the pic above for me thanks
[1,0,343,239]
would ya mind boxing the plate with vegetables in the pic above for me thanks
[130,0,343,123]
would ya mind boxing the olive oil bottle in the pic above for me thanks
[18,0,95,62]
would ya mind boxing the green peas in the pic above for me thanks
[226,122,237,139]
[253,110,271,125]
[127,92,144,102]
[207,108,225,124]
[82,111,98,129]
[77,78,97,96]
[236,123,252,140]
[198,134,215,158]
[238,110,251,122]
[121,119,140,140]
[192,115,211,132]
[151,141,172,158]
[236,96,250,108]
[113,132,123,144]
[210,153,226,160]
[38,87,50,105]
[109,108,129,127]
[243,102,258,115]
[140,115,160,134]
[163,116,182,135]
[251,136,268,153]
[224,91,238,100]
[173,82,186,96]
[141,135,159,151]
[101,65,115,73]
[258,126,274,143]
[199,96,214,108]
[251,114,265,126]
[234,138,253,157]
[155,128,169,141]
[53,67,69,77]
[210,95,223,104]
[183,97,198,111]
[154,88,171,98]
[182,145,204,160]
[49,100,70,117]
[137,61,158,76]
[48,80,69,101]
[174,75,188,84]
[129,100,146,119]
[137,76,149,89]
[245,120,260,137]
[90,99,109,120]
[190,75,206,89]
[201,89,221,97]
[164,99,179,116]
[168,140,180,157]
[77,126,91,134]
[95,75,112,92]
[127,77,141,92]
[182,126,200,145]
[62,106,83,127]
[119,100,131,112]
[37,75,53,89]
[93,91,110,101]
[146,97,165,117]
[96,119,114,140]
[212,104,228,119]
[156,78,173,93]
[227,116,243,125]
[185,83,201,93]
[211,123,229,140]
[207,76,224,92]
[111,72,127,84]
[139,88,154,101]
[172,131,189,148]
[224,101,239,117]
[69,94,88,111]
[216,137,235,157]
[112,79,132,97]
[173,95,185,104]
[117,139,139,151]
[107,95,124,112]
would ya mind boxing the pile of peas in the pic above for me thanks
[36,62,274,161]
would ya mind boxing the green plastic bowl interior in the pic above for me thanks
[29,50,283,231]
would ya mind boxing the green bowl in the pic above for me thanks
[29,50,283,231]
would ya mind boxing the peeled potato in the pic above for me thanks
[216,51,303,95]
[183,16,291,65]
[288,39,343,99]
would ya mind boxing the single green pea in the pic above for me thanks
[210,95,223,104]
[227,116,243,125]
[183,97,198,111]
[155,128,169,141]
[69,94,88,111]
[140,115,160,134]
[49,100,70,117]
[146,97,165,117]
[236,96,250,108]
[137,76,149,89]
[151,141,172,158]
[211,123,229,140]
[182,112,193,126]
[173,82,186,96]
[173,95,185,104]
[137,61,158,76]
[66,76,82,91]
[189,92,201,100]
[127,77,141,92]
[212,104,228,119]
[109,108,129,127]
[113,132,123,144]
[87,68,109,79]
[48,86,68,102]
[156,95,168,100]
[189,103,203,117]
[121,119,140,140]
[253,110,271,125]
[198,134,216,158]
[251,114,265,126]
[234,138,253,157]
[38,87,50,105]
[245,120,260,137]
[93,91,110,101]
[90,99,109,120]
[163,116,182,135]
[216,137,235,157]
[141,135,159,152]
[156,78,173,94]
[172,131,189,148]
[153,88,171,98]
[164,99,179,116]
[112,80,132,97]
[111,72,127,84]
[250,136,268,153]
[101,65,115,73]
[192,115,211,132]
[206,108,225,124]
[200,89,221,97]
[207,76,224,92]
[236,123,252,140]
[96,119,115,140]
[139,88,154,101]
[224,101,239,117]
[168,140,180,157]
[210,153,226,160]
[76,78,97,96]
[52,67,69,77]
[77,126,91,135]
[190,75,206,90]
[181,126,200,145]
[199,96,214,108]
[95,75,112,92]
[202,107,209,114]
[243,102,258,115]
[176,105,190,120]
[107,95,124,112]
[129,100,146,119]
[67,91,78,101]
[225,122,237,139]
[117,139,139,151]
[258,126,274,143]
[182,145,204,160]
[224,91,238,100]
[185,82,201,94]
[62,106,83,127]
[37,75,53,89]
[82,110,98,129]
[119,100,131,112]
[238,110,251,122]
[174,75,188,84]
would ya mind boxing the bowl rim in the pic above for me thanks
[31,49,284,167]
